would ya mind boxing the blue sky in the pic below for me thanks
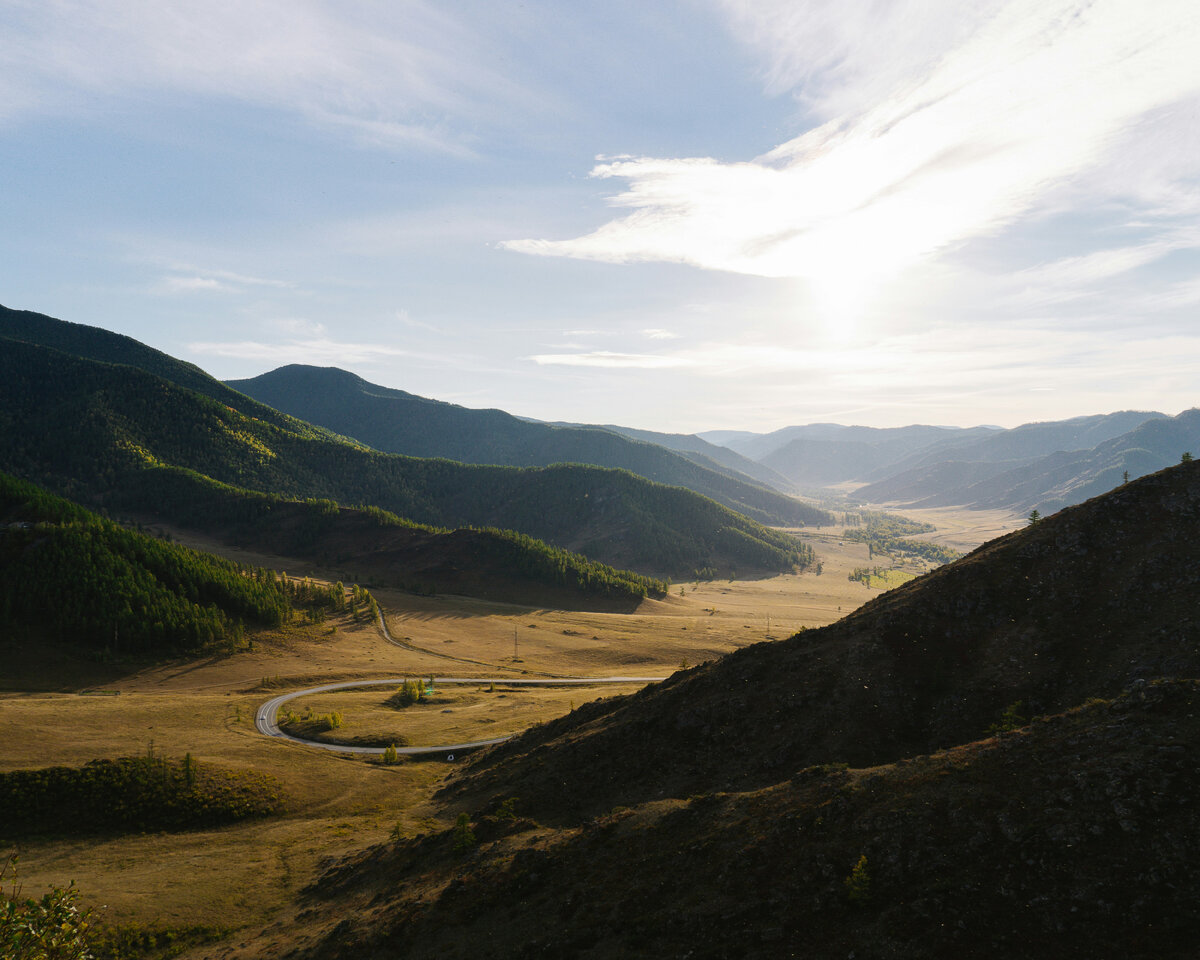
[2,0,1199,431]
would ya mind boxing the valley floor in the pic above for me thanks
[0,506,1021,955]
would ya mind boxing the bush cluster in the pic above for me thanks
[0,756,285,839]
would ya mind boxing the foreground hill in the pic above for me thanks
[223,459,1200,960]
[240,681,1200,960]
[444,459,1200,819]
[0,324,805,580]
[227,365,827,526]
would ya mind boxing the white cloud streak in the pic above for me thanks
[189,338,408,366]
[0,0,534,155]
[528,351,694,369]
[505,0,1200,321]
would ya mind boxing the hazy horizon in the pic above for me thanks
[3,1,1198,433]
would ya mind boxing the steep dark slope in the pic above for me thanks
[0,336,805,579]
[227,365,827,527]
[442,458,1200,821]
[260,681,1200,960]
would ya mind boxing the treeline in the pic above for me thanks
[103,467,665,605]
[0,755,285,839]
[841,510,960,566]
[472,526,667,600]
[0,472,344,654]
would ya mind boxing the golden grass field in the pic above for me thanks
[0,505,1020,952]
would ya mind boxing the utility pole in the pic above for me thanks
[513,626,519,661]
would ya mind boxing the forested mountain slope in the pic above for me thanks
[0,472,338,655]
[228,365,827,527]
[0,334,806,580]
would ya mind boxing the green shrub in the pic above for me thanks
[0,757,285,839]
[1,857,94,960]
[452,813,476,854]
[844,854,871,904]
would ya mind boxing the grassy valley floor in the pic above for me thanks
[0,507,1016,956]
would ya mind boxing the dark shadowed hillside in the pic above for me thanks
[237,681,1200,960]
[442,457,1200,820]
[218,459,1200,960]
[227,365,828,527]
[140,472,665,609]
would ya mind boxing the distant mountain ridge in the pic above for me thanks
[699,409,1188,513]
[227,365,827,527]
[543,420,796,492]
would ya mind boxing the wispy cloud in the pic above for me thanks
[641,328,680,340]
[156,276,231,294]
[505,0,1200,323]
[189,338,407,366]
[0,0,536,155]
[152,262,293,296]
[528,350,694,369]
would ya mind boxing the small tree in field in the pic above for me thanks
[1027,509,1042,525]
[844,855,871,904]
[452,813,476,853]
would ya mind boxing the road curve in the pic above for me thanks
[254,676,665,757]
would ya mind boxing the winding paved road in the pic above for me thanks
[254,676,664,757]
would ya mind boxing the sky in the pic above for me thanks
[2,0,1199,433]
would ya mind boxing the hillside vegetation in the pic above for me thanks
[0,756,285,839]
[227,364,829,527]
[0,328,806,581]
[237,461,1200,960]
[0,472,342,655]
[131,470,667,608]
